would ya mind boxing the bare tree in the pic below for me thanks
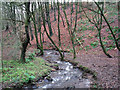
[82,2,112,58]
[94,1,120,51]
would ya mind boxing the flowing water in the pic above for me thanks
[24,50,91,89]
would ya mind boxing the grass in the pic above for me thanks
[1,57,53,87]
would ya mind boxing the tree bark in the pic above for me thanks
[20,2,30,63]
[31,3,40,49]
[53,2,56,21]
[38,2,43,55]
[45,2,53,36]
[57,1,61,46]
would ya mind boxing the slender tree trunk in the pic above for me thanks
[41,4,64,60]
[95,1,120,51]
[13,2,16,34]
[67,1,69,8]
[45,2,53,36]
[74,2,78,32]
[31,3,40,49]
[10,2,16,34]
[29,22,34,41]
[63,4,76,59]
[70,2,73,27]
[71,1,74,14]
[64,0,66,9]
[57,1,61,46]
[59,13,65,27]
[53,2,56,21]
[38,2,43,55]
[82,3,112,58]
[20,2,30,63]
[98,28,112,58]
[97,10,112,58]
[79,2,82,13]
[51,2,53,11]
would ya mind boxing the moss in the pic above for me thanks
[54,64,59,67]
[90,82,103,89]
[69,61,79,66]
[2,57,53,87]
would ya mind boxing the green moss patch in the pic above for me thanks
[1,57,53,87]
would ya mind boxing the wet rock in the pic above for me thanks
[45,76,53,82]
[51,68,56,72]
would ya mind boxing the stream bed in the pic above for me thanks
[24,50,91,89]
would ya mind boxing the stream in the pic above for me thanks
[24,50,91,89]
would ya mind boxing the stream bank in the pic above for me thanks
[23,50,92,89]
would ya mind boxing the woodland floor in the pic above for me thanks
[2,3,120,88]
[29,4,119,88]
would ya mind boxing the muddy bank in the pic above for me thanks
[65,50,119,88]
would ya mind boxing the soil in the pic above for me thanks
[2,3,120,88]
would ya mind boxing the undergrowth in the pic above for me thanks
[1,57,53,87]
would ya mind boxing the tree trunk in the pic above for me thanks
[41,4,64,60]
[57,1,61,46]
[95,1,120,51]
[13,2,16,34]
[98,29,112,58]
[31,3,40,49]
[74,2,78,32]
[71,1,74,14]
[63,4,76,59]
[29,22,34,41]
[38,2,43,55]
[20,2,30,63]
[53,2,56,21]
[45,2,53,36]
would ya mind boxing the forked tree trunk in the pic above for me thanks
[82,3,112,58]
[95,1,120,51]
